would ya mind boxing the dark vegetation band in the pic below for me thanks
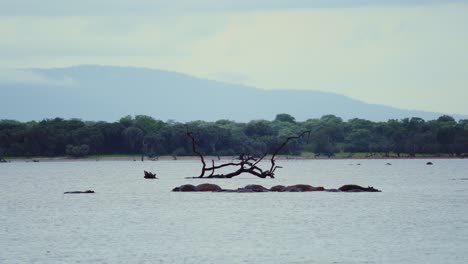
[0,113,467,158]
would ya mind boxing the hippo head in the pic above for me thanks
[366,186,381,192]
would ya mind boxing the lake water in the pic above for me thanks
[1,159,467,264]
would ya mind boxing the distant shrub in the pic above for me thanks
[66,144,90,157]
[172,147,188,157]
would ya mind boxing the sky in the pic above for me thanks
[1,0,468,115]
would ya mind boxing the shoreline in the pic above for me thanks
[2,155,466,163]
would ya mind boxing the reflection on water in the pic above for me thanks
[1,159,467,263]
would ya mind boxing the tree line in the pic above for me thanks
[1,114,467,158]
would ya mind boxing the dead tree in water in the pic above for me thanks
[144,170,157,179]
[187,131,310,179]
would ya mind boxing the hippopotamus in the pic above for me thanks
[172,184,197,192]
[64,190,95,194]
[172,183,222,192]
[283,184,325,192]
[195,183,222,192]
[270,185,286,192]
[237,184,269,192]
[325,188,341,192]
[338,185,381,192]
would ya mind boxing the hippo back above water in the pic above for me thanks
[195,183,222,192]
[64,190,95,194]
[283,184,325,192]
[338,185,381,192]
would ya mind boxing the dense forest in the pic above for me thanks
[1,114,468,159]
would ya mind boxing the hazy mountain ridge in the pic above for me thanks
[0,65,465,122]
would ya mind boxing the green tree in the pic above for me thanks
[274,113,296,123]
[122,127,144,153]
[244,120,276,138]
[66,144,90,157]
[134,115,166,134]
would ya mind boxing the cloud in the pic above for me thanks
[0,14,227,58]
[0,0,466,16]
[0,1,467,114]
[171,5,468,114]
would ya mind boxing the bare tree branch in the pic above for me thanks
[187,132,206,178]
[186,130,311,179]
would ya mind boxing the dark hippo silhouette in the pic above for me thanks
[172,184,197,192]
[238,184,269,192]
[64,190,95,194]
[426,162,433,165]
[270,185,286,192]
[172,183,381,193]
[195,183,222,192]
[172,183,221,192]
[338,185,381,192]
[284,184,325,192]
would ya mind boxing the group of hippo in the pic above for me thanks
[63,184,380,194]
[172,183,381,193]
[65,170,381,194]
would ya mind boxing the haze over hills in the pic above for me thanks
[0,65,465,122]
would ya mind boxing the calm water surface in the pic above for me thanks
[1,159,467,264]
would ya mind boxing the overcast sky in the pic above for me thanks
[1,0,468,115]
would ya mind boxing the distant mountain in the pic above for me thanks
[0,65,465,122]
